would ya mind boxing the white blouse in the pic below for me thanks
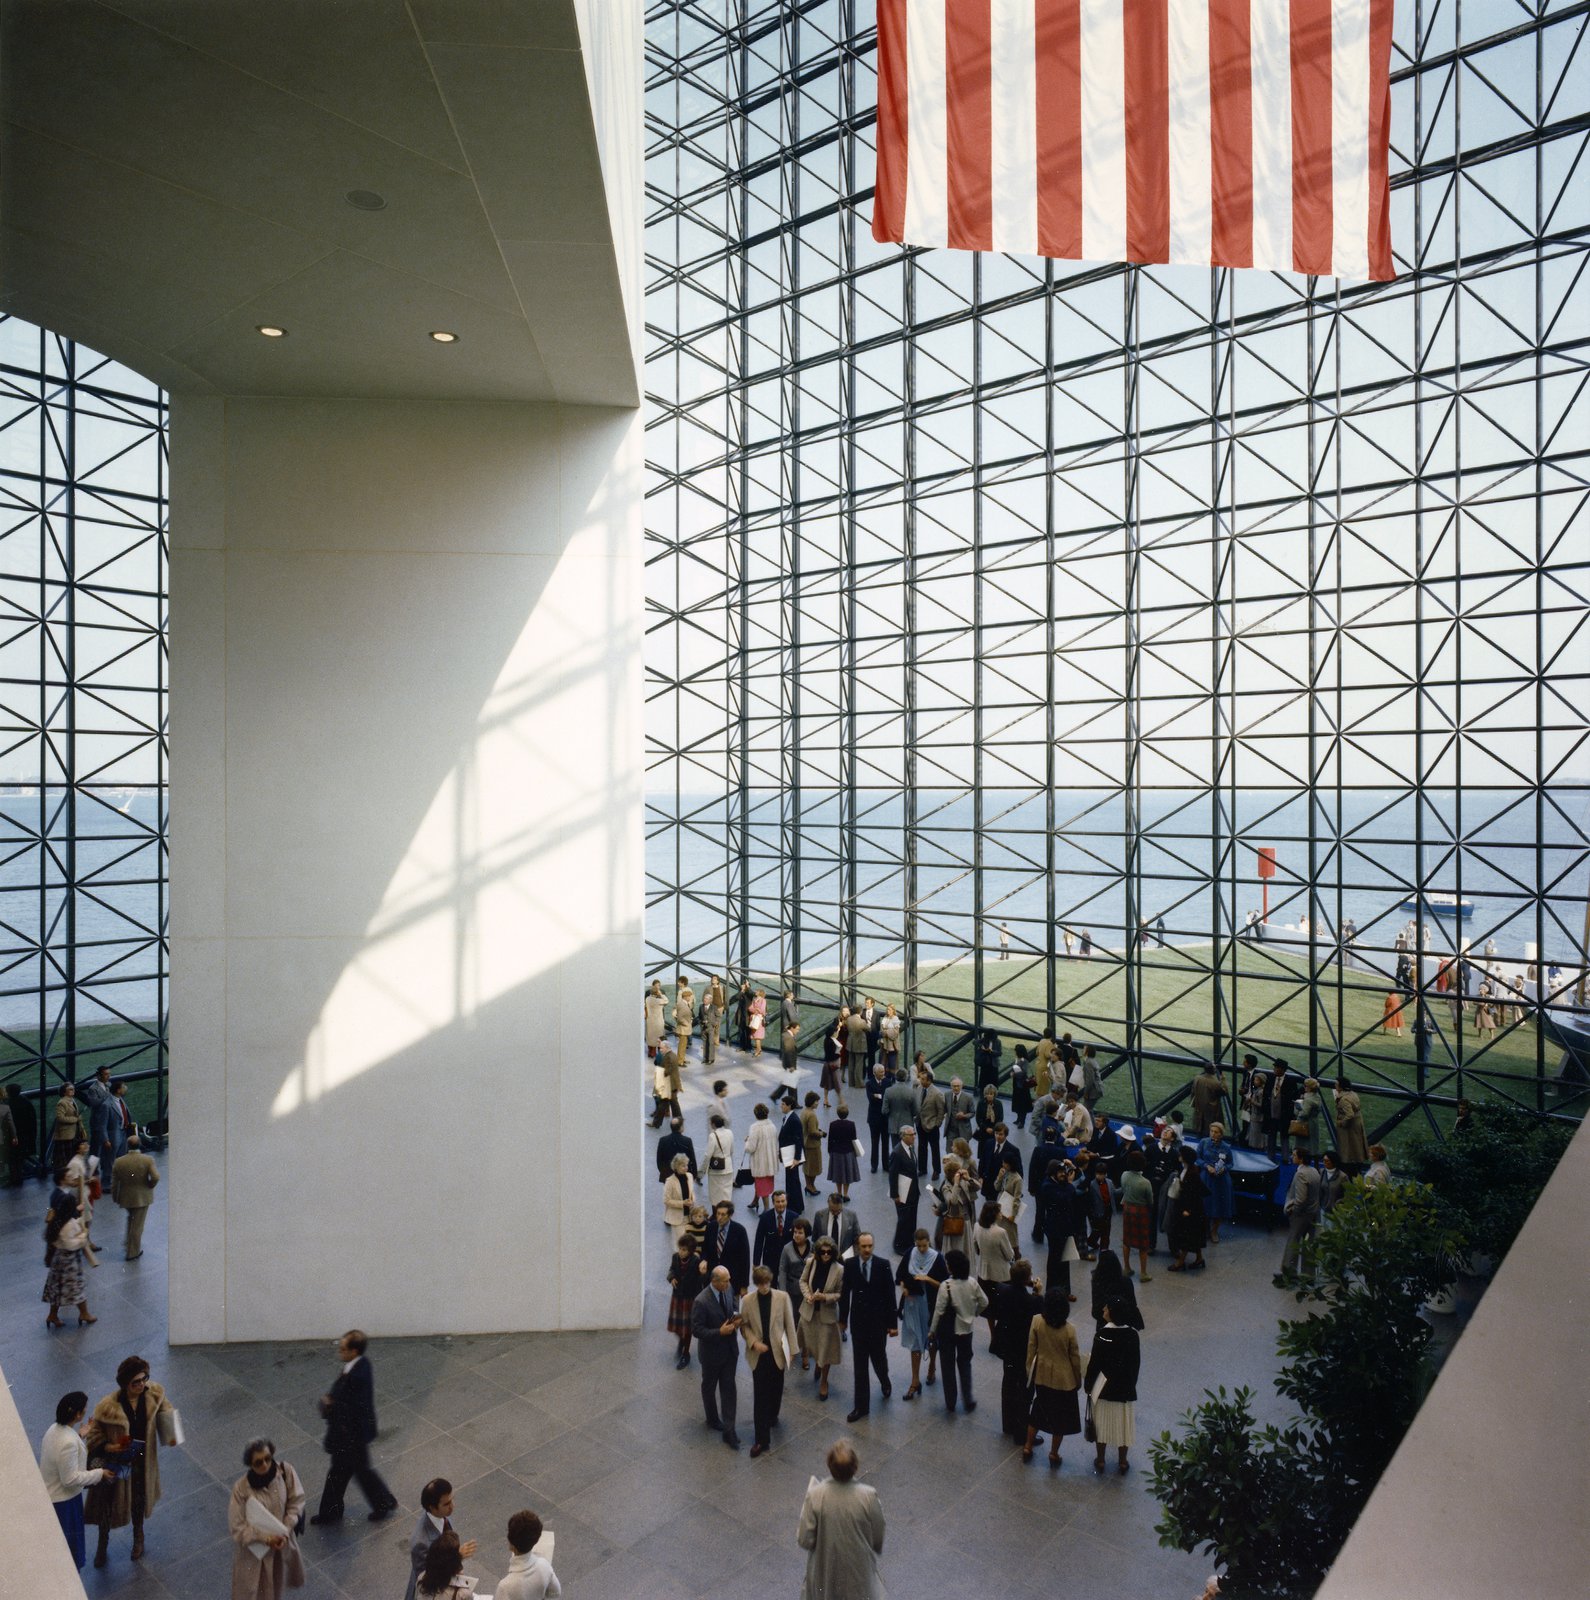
[39,1422,105,1502]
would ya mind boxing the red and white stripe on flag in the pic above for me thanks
[873,0,1394,281]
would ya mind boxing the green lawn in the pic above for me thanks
[1,1022,166,1139]
[742,943,1584,1157]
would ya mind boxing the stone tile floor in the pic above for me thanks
[2,1048,1308,1598]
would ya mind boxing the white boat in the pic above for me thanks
[1399,892,1474,918]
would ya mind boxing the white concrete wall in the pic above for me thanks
[166,395,642,1343]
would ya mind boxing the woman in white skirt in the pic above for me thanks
[705,1112,736,1210]
[1084,1295,1141,1476]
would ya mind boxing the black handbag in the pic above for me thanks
[733,1166,754,1188]
[1084,1397,1097,1443]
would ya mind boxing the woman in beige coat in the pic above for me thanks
[798,1237,845,1400]
[229,1437,306,1600]
[662,1154,697,1245]
[1023,1289,1083,1466]
[83,1355,177,1566]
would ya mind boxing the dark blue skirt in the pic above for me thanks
[54,1493,86,1568]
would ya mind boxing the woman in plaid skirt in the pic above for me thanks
[666,1236,704,1369]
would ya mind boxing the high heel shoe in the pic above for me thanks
[902,1384,921,1401]
[46,1314,63,1330]
[78,1314,97,1326]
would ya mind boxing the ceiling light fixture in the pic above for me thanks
[429,330,458,343]
[345,189,387,211]
[256,325,287,338]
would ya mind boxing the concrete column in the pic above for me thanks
[167,395,642,1342]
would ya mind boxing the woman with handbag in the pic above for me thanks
[799,1237,844,1400]
[1023,1288,1083,1466]
[928,1249,987,1414]
[705,1113,736,1210]
[1084,1298,1142,1476]
[749,989,768,1057]
[228,1436,306,1600]
[994,1153,1025,1252]
[825,1102,860,1202]
[1292,1079,1322,1157]
[662,1154,697,1246]
[43,1193,97,1329]
[894,1229,948,1399]
[84,1355,178,1567]
[934,1155,977,1253]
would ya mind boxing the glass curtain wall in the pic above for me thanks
[0,317,168,1170]
[646,0,1590,1142]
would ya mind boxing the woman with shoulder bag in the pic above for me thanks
[229,1436,306,1600]
[928,1250,988,1415]
[705,1113,735,1210]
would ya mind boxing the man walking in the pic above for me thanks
[674,977,695,1059]
[109,1133,159,1260]
[888,1127,921,1254]
[753,1188,796,1271]
[691,1266,743,1449]
[812,1191,859,1259]
[1274,1149,1322,1286]
[777,1091,806,1217]
[797,1440,885,1598]
[740,1264,799,1456]
[840,1233,896,1422]
[311,1330,398,1526]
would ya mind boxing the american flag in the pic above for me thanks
[872,0,1394,281]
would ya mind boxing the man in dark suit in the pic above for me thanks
[864,1065,890,1172]
[655,1117,697,1183]
[310,1329,398,1525]
[883,1069,919,1149]
[812,1192,859,1258]
[776,1092,806,1216]
[691,1266,743,1449]
[981,1122,1015,1201]
[945,1076,976,1147]
[753,1189,797,1270]
[887,1127,922,1254]
[839,1232,896,1422]
[704,1199,751,1295]
[864,998,882,1073]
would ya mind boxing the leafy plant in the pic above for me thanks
[1150,1181,1469,1599]
[1400,1108,1572,1266]
[1148,1388,1343,1600]
[1276,1181,1466,1484]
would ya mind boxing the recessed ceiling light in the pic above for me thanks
[345,189,387,211]
[256,325,287,338]
[429,330,458,343]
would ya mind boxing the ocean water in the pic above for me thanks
[647,787,1590,975]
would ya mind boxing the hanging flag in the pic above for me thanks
[872,0,1394,280]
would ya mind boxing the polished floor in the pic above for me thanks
[3,1051,1308,1599]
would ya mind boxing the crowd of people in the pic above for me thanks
[34,1327,563,1597]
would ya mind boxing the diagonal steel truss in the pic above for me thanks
[0,318,168,1158]
[648,0,1589,1140]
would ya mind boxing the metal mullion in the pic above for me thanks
[1123,272,1143,1086]
[903,254,920,1061]
[840,0,859,1002]
[1044,262,1058,1037]
[1211,267,1237,1109]
[1305,284,1321,1083]
[972,257,985,1068]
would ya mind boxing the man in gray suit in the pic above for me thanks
[80,1066,113,1165]
[691,1267,743,1449]
[945,1077,976,1147]
[883,1069,919,1149]
[406,1479,477,1600]
[811,1191,859,1258]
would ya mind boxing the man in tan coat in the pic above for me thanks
[110,1133,159,1260]
[740,1264,799,1457]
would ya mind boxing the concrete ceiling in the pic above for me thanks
[0,0,638,404]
